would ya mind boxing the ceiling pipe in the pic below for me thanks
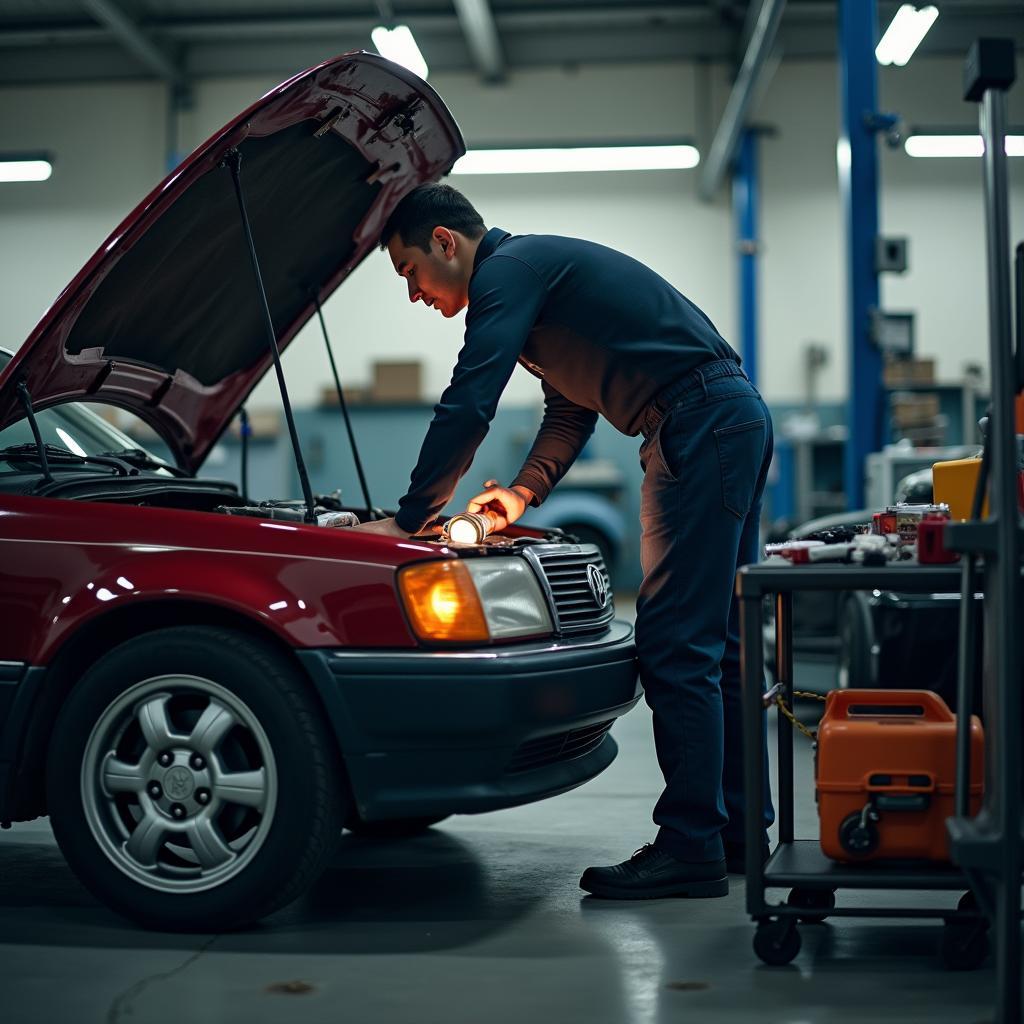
[698,0,786,202]
[453,0,505,82]
[79,0,186,86]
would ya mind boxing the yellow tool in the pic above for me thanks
[932,456,986,520]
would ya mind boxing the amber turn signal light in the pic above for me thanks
[398,560,490,643]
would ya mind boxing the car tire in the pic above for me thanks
[837,593,876,690]
[346,815,448,839]
[47,626,346,932]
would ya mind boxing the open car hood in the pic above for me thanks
[0,53,464,472]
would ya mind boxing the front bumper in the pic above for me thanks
[298,620,640,820]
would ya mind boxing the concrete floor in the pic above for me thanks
[0,654,1000,1024]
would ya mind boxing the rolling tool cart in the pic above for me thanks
[738,41,1022,1022]
[736,562,989,971]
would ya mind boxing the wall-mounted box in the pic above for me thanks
[875,236,909,274]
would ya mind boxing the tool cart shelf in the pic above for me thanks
[736,562,989,970]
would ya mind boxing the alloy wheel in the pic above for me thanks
[80,674,278,894]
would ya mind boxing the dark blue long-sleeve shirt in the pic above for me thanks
[394,227,739,534]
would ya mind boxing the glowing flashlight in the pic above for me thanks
[443,511,501,544]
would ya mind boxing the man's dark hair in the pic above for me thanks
[379,183,486,252]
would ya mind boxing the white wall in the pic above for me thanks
[758,56,1024,402]
[0,55,1021,411]
[0,81,166,356]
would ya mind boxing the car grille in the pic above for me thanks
[507,720,615,774]
[527,544,615,636]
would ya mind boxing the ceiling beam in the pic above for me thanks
[0,3,1018,86]
[453,0,504,82]
[698,0,786,202]
[78,0,186,87]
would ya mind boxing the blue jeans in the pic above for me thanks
[636,358,776,863]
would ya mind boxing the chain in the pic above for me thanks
[774,689,827,742]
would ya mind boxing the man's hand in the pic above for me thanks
[352,516,412,538]
[465,480,535,531]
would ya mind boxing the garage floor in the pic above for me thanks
[0,653,1000,1024]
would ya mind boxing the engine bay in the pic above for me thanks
[2,459,557,550]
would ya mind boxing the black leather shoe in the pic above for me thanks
[723,837,771,875]
[580,844,728,900]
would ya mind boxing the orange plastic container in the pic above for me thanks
[816,690,984,863]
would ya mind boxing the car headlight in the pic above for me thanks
[463,558,553,639]
[398,558,553,644]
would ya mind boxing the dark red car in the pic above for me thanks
[0,53,639,931]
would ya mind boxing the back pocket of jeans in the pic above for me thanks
[714,419,765,518]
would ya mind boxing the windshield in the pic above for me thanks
[0,350,166,461]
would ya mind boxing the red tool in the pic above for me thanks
[917,512,959,564]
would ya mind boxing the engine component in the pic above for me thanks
[917,512,959,564]
[871,502,951,545]
[316,511,360,528]
[217,501,359,527]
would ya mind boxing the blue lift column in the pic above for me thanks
[838,0,883,509]
[733,129,760,388]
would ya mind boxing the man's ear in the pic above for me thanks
[433,226,457,260]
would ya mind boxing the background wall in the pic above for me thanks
[0,53,1022,570]
[758,56,1024,403]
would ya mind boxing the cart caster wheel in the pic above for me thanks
[957,891,981,915]
[754,919,802,966]
[940,893,990,971]
[787,887,835,924]
[940,922,990,971]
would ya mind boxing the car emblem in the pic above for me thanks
[164,766,195,801]
[586,564,608,609]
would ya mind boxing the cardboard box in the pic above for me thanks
[372,360,422,402]
[319,385,371,407]
[890,392,941,427]
[883,357,935,388]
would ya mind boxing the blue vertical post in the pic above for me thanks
[733,129,760,387]
[838,0,882,509]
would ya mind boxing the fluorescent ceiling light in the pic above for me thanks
[876,4,938,66]
[452,145,700,175]
[0,158,52,183]
[371,25,428,80]
[905,135,1024,158]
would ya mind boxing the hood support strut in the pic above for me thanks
[225,148,317,525]
[15,381,54,488]
[311,294,378,519]
[238,406,250,498]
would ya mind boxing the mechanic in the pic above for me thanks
[355,183,775,899]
